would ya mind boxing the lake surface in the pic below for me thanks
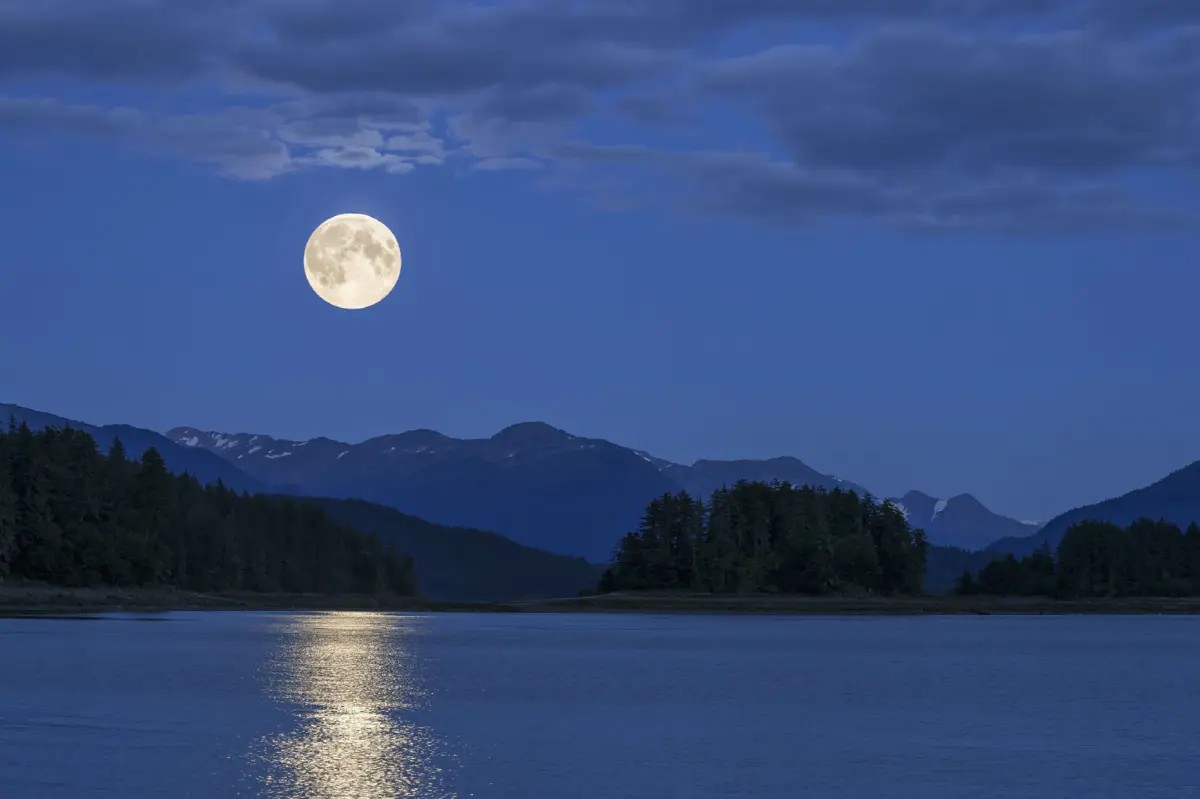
[1,612,1197,798]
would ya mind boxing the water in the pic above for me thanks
[1,612,1197,798]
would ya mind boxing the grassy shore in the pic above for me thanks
[5,583,1200,615]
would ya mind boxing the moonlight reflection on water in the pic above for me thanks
[254,612,454,799]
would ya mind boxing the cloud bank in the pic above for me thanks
[1,0,1197,232]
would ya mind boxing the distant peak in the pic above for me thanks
[491,421,570,444]
[167,426,211,448]
[764,456,810,467]
[363,429,450,451]
[691,455,811,468]
[947,493,986,510]
[390,428,450,442]
[901,490,938,503]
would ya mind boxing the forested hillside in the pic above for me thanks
[0,423,415,595]
[985,460,1200,557]
[599,482,927,595]
[313,498,602,601]
[960,519,1200,597]
[1,403,261,493]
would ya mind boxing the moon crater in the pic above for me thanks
[304,213,401,309]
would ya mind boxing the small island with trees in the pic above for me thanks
[597,482,926,595]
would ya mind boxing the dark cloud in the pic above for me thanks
[281,93,423,126]
[555,143,1199,233]
[1083,1,1200,33]
[0,97,141,137]
[254,0,437,43]
[707,28,1200,176]
[0,1,229,82]
[474,84,594,123]
[233,32,675,97]
[688,24,1200,230]
[377,0,1071,51]
[223,0,1065,102]
[0,97,291,178]
[0,0,1197,231]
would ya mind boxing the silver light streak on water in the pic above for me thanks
[253,612,454,799]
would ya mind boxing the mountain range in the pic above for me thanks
[168,421,677,561]
[165,421,1033,560]
[1,401,1039,559]
[10,401,1200,591]
[0,403,597,600]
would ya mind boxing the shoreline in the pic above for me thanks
[541,592,1200,615]
[0,584,511,615]
[5,585,1200,616]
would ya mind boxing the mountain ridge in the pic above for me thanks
[0,402,600,600]
[5,401,1075,595]
[0,401,1062,564]
[987,460,1200,556]
[890,490,1038,551]
[1,403,262,493]
[167,420,1029,560]
[169,421,679,560]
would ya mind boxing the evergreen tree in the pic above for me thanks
[0,439,16,576]
[958,518,1200,598]
[957,570,977,595]
[9,423,64,581]
[599,481,928,596]
[0,425,417,596]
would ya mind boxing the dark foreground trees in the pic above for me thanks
[598,481,927,595]
[0,422,416,595]
[958,519,1200,598]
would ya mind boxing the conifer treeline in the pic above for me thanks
[0,423,416,595]
[598,482,928,595]
[959,519,1200,597]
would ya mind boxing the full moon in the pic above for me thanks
[303,213,402,310]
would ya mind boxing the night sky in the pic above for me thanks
[2,1,1199,522]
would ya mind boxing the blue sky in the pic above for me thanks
[2,0,1200,521]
